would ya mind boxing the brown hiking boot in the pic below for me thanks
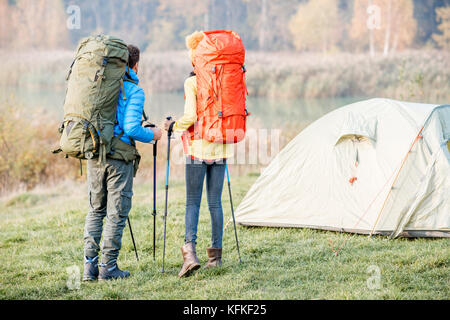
[204,248,222,268]
[178,242,201,278]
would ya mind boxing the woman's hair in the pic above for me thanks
[185,31,204,62]
[127,44,140,69]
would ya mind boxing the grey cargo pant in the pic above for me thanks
[84,158,134,266]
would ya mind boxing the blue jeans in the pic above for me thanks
[185,158,226,248]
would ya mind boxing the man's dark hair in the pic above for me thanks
[127,45,140,69]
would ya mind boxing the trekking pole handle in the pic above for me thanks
[166,116,175,137]
[143,110,149,122]
[145,123,157,144]
[141,110,149,125]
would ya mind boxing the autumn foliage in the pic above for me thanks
[433,6,450,49]
[0,0,69,49]
[0,101,81,194]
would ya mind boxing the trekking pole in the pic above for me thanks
[152,140,157,261]
[162,116,174,273]
[142,113,158,260]
[127,217,139,261]
[124,109,153,263]
[225,164,242,263]
[146,122,158,261]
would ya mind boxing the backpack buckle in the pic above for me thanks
[82,121,89,133]
[58,122,65,134]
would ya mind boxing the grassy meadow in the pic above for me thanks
[1,173,448,300]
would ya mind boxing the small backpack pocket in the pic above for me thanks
[59,117,99,159]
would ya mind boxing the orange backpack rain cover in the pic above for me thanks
[190,30,248,144]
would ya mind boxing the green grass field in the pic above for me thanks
[1,173,449,300]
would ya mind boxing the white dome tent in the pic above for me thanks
[235,99,449,238]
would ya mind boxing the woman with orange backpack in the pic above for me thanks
[164,30,247,278]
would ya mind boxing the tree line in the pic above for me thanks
[0,0,449,53]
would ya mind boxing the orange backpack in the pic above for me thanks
[188,30,248,144]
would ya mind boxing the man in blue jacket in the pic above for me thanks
[83,45,162,281]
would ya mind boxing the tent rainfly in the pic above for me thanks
[235,99,450,238]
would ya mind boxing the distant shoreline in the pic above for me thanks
[2,49,449,102]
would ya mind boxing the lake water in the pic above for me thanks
[1,85,365,131]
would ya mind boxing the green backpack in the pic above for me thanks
[53,35,129,164]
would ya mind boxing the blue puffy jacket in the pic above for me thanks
[114,67,154,145]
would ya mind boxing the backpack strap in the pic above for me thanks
[80,120,89,155]
[122,74,138,101]
[124,77,138,85]
[66,59,76,81]
[94,57,110,166]
[117,130,136,147]
[121,79,126,100]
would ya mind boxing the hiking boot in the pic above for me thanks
[204,248,222,268]
[98,263,130,281]
[83,256,99,281]
[178,242,201,278]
